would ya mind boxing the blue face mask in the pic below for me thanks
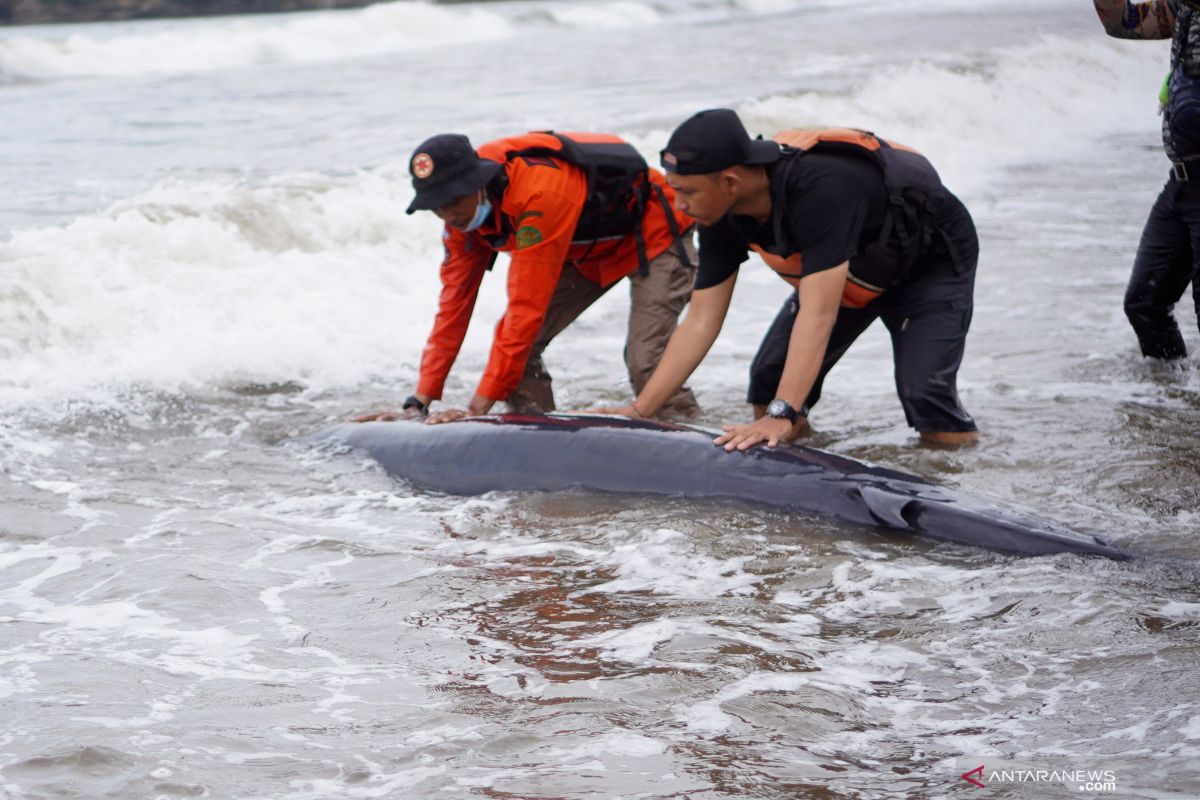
[463,193,493,232]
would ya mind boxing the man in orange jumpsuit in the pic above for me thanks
[356,131,699,422]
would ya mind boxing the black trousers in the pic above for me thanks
[1125,174,1200,359]
[747,195,979,433]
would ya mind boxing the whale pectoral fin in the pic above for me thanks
[857,485,918,529]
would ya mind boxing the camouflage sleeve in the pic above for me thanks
[1092,0,1176,39]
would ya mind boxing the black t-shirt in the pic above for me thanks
[695,152,891,290]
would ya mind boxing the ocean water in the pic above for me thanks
[1,0,1199,797]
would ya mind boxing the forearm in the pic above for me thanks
[773,263,845,411]
[774,304,838,412]
[1093,0,1175,39]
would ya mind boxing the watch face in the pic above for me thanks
[767,399,788,417]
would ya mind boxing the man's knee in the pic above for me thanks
[624,343,657,389]
[1123,290,1175,330]
[747,360,780,407]
[507,359,555,412]
[628,258,692,350]
[1123,295,1188,358]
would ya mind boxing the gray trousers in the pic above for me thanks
[505,239,700,417]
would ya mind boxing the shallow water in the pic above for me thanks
[2,0,1199,797]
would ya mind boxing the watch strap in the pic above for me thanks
[768,399,799,424]
[402,395,429,416]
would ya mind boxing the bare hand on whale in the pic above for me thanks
[587,404,802,451]
[350,408,423,423]
[585,403,644,418]
[714,416,795,451]
[425,408,469,424]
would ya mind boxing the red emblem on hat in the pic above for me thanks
[412,153,434,179]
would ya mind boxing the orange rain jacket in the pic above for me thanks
[416,132,693,403]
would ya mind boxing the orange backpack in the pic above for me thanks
[765,128,949,306]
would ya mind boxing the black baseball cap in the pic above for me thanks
[405,133,503,214]
[660,109,781,175]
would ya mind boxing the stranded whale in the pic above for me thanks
[320,413,1127,560]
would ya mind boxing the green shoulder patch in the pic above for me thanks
[516,225,543,249]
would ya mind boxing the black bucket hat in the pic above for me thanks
[660,109,780,175]
[405,133,503,214]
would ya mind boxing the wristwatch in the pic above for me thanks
[402,395,429,416]
[766,398,799,424]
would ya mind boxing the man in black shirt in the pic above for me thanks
[595,108,979,449]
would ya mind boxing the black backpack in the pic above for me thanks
[1168,63,1200,158]
[507,132,691,274]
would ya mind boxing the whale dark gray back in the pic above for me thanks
[319,414,1127,560]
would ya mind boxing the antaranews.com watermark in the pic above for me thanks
[954,758,1119,793]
